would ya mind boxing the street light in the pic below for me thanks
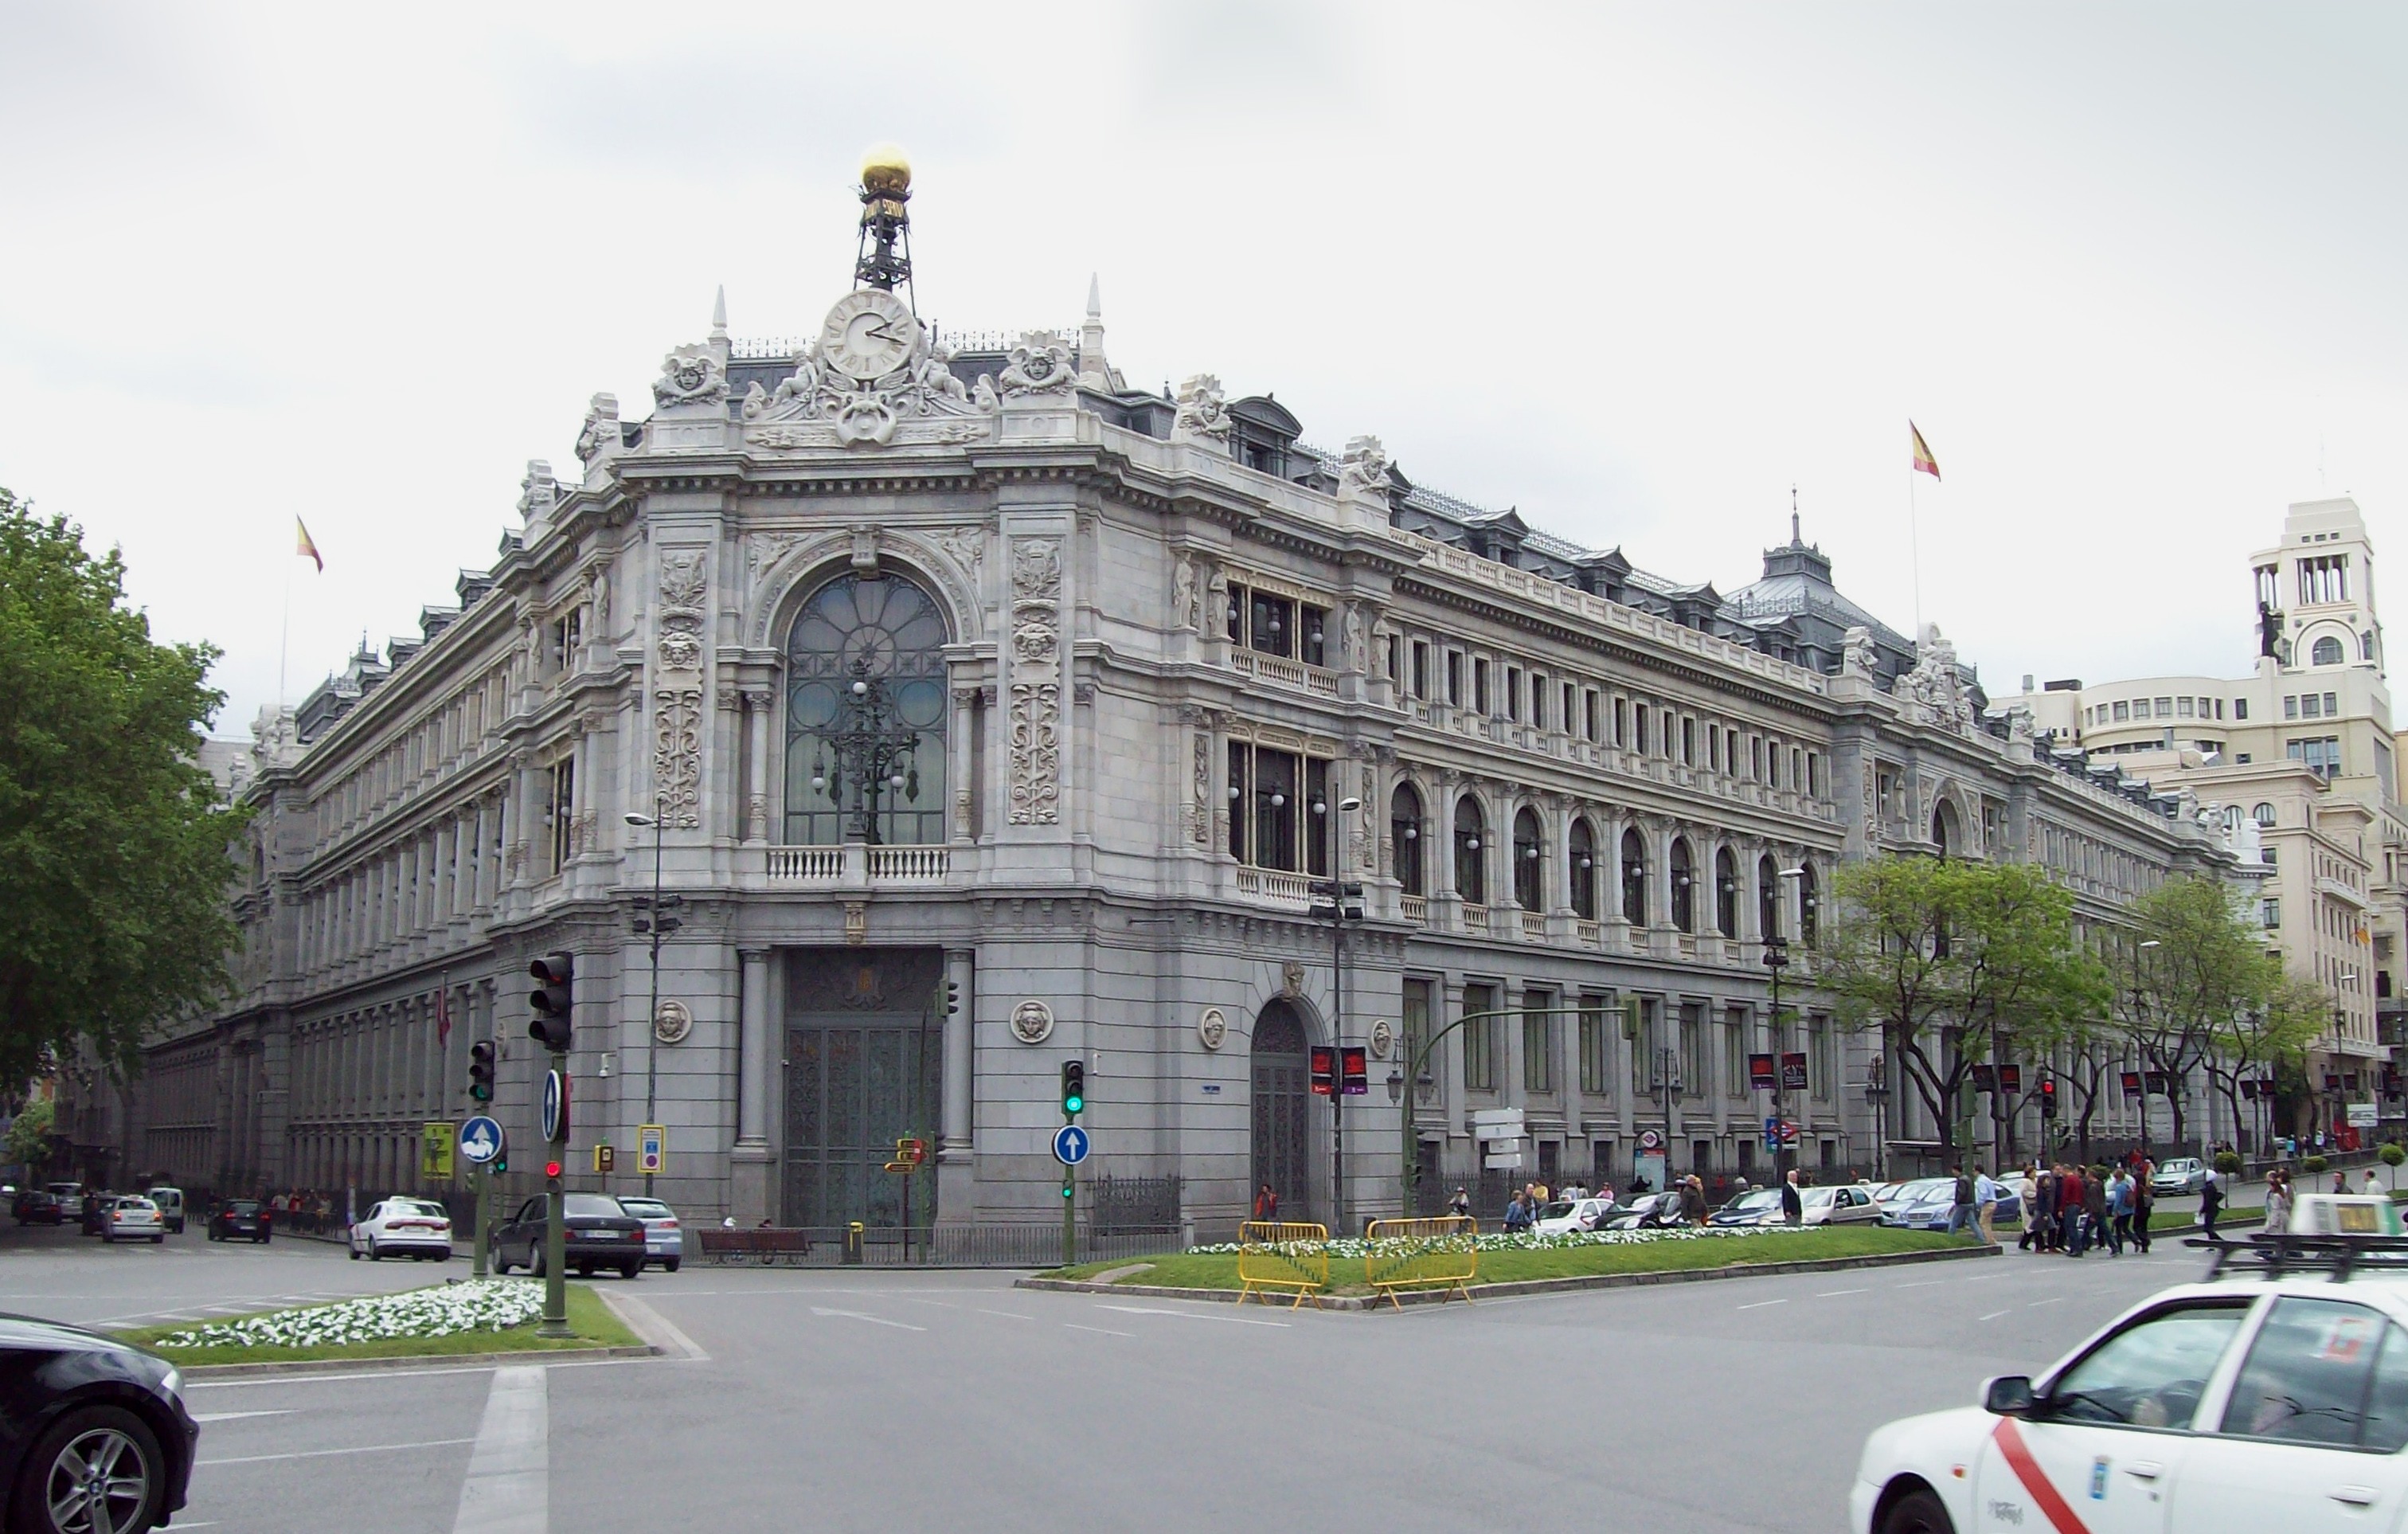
[624,803,679,1196]
[1765,867,1805,1179]
[1311,795,1363,1229]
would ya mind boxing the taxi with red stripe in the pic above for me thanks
[1853,1194,2408,1534]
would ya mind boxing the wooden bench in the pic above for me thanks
[697,1227,816,1266]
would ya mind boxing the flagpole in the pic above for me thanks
[1908,468,1924,637]
[279,543,293,710]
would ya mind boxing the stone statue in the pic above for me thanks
[1172,374,1231,447]
[1898,623,1973,731]
[2258,601,2283,659]
[1339,435,1392,497]
[1343,602,1366,671]
[1171,553,1196,630]
[1842,625,1880,679]
[1204,564,1229,640]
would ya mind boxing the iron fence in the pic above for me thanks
[696,1223,1182,1268]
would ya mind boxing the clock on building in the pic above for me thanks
[819,290,919,382]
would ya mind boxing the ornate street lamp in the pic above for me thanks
[804,655,924,845]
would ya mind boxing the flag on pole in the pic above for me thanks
[435,983,451,1048]
[1910,422,1941,481]
[295,517,323,571]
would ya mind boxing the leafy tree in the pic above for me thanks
[3,1097,53,1174]
[2207,970,2326,1154]
[2120,876,2282,1152]
[0,490,242,1086]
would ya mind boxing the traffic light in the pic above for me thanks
[544,1159,562,1181]
[468,1041,495,1102]
[1060,1059,1085,1117]
[528,953,574,1051]
[2039,1078,2058,1118]
[943,980,962,1016]
[1310,1046,1335,1096]
[1340,1046,1368,1097]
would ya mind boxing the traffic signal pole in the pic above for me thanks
[471,1161,490,1279]
[529,953,575,1340]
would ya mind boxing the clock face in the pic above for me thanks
[820,291,918,382]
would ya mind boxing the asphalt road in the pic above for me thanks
[0,1221,2203,1534]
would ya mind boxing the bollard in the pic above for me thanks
[844,1220,864,1265]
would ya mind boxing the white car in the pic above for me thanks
[1533,1196,1616,1236]
[615,1196,684,1271]
[102,1196,165,1244]
[348,1197,454,1262]
[1852,1194,2408,1534]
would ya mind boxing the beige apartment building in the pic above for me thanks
[2000,498,2403,1138]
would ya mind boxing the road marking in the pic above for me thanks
[1961,1273,2006,1282]
[192,1410,293,1424]
[1063,1323,1136,1336]
[975,1309,1035,1321]
[2027,1297,2064,1308]
[1816,1288,1869,1297]
[201,1436,475,1467]
[452,1364,546,1533]
[1894,1281,1943,1289]
[1980,1309,2011,1321]
[1737,1298,1788,1310]
[809,1306,926,1332]
[1094,1305,1290,1329]
[897,1298,960,1309]
[190,1364,507,1388]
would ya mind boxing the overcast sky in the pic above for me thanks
[5,4,2405,735]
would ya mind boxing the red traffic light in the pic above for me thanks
[544,1160,562,1179]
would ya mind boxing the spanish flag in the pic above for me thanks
[1910,422,1941,481]
[295,516,322,572]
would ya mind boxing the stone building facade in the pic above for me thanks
[122,167,2243,1227]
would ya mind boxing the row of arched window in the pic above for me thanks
[1389,783,1819,941]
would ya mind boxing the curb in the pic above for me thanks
[176,1343,659,1380]
[1015,1240,2000,1311]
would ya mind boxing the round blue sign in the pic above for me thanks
[459,1115,505,1164]
[1052,1124,1090,1166]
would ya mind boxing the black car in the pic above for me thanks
[10,1192,61,1227]
[205,1200,271,1243]
[0,1312,197,1534]
[492,1193,646,1278]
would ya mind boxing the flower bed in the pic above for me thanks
[1194,1224,1830,1258]
[150,1279,545,1352]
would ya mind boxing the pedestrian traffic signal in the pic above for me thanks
[1340,1046,1368,1096]
[468,1041,495,1102]
[944,980,962,1016]
[1060,1059,1085,1117]
[1310,1046,1335,1096]
[2039,1078,2058,1118]
[528,953,574,1051]
[592,1144,616,1173]
[491,1151,508,1174]
[544,1160,561,1181]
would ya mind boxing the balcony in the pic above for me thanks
[1229,648,1339,698]
[764,844,951,884]
[1400,894,1429,924]
[1235,867,1317,905]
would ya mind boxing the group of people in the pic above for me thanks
[1996,1158,2160,1256]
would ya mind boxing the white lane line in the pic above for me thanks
[1094,1305,1290,1329]
[2027,1297,2064,1308]
[451,1364,546,1534]
[192,1410,293,1424]
[975,1309,1035,1321]
[201,1437,475,1467]
[1979,1309,2011,1321]
[1961,1273,2006,1282]
[1894,1281,1943,1289]
[1737,1298,1788,1310]
[190,1363,506,1389]
[897,1298,960,1309]
[1064,1323,1136,1336]
[809,1306,926,1332]
[1816,1288,1869,1297]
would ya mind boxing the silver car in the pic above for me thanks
[616,1196,683,1272]
[2149,1156,2207,1196]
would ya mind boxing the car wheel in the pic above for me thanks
[663,1258,681,1274]
[10,1403,166,1534]
[348,1246,361,1261]
[150,1235,162,1245]
[530,1248,545,1278]
[618,1261,641,1280]
[575,1263,594,1278]
[1879,1486,1955,1534]
[258,1235,269,1244]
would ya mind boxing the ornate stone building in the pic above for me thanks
[126,157,2241,1227]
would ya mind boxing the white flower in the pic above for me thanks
[152,1279,547,1352]
[1191,1225,1837,1258]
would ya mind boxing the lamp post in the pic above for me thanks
[1311,794,1363,1231]
[2134,938,2160,1157]
[1765,867,1805,1180]
[624,803,680,1198]
[804,655,924,846]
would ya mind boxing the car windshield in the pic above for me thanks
[115,1199,151,1211]
[1538,1202,1577,1220]
[226,1200,261,1214]
[618,1199,672,1219]
[563,1194,625,1219]
[1803,1188,1839,1206]
[398,1200,448,1218]
[1729,1190,1781,1212]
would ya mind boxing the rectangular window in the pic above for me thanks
[1473,659,1491,715]
[1584,690,1599,741]
[1810,1014,1833,1101]
[1577,995,1609,1094]
[1445,652,1463,706]
[1807,752,1823,797]
[1304,757,1331,877]
[2325,691,2338,714]
[1385,632,1401,683]
[1679,1003,1705,1098]
[2285,695,2300,719]
[1503,666,1521,722]
[1630,998,1656,1097]
[1463,983,1498,1090]
[2234,698,2248,720]
[1751,736,1765,780]
[1412,642,1429,699]
[548,757,575,874]
[1402,979,1433,1102]
[1247,591,1295,659]
[1530,673,1546,730]
[2215,699,2225,719]
[1562,682,1576,734]
[2286,737,2343,780]
[1300,605,1327,667]
[1709,726,1722,773]
[1792,747,1804,789]
[1722,1008,1747,1102]
[2304,694,2321,718]
[1523,989,1554,1094]
[2113,700,2130,722]
[2178,697,2194,718]
[2263,897,2282,929]
[2154,696,2172,717]
[1681,716,1695,765]
[1613,696,1628,747]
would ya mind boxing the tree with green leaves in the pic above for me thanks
[2207,969,2327,1154]
[1819,855,2099,1164]
[0,489,243,1089]
[3,1097,54,1176]
[2119,875,2283,1152]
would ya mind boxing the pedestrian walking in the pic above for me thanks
[2057,1164,2085,1254]
[2198,1164,2223,1240]
[1947,1166,1977,1238]
[1781,1168,1804,1227]
[1448,1185,1472,1219]
[2335,1169,2349,1194]
[1503,1190,1532,1232]
[2366,1168,2384,1198]
[1253,1182,1279,1222]
[2264,1169,2293,1232]
[1973,1166,2000,1245]
[2016,1164,2042,1252]
[2132,1164,2155,1254]
[2106,1169,2134,1255]
[2031,1169,2057,1253]
[1679,1175,1709,1226]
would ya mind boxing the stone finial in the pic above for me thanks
[575,393,622,468]
[517,460,558,523]
[711,284,728,340]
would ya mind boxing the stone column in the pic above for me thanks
[938,947,975,1220]
[744,689,772,845]
[730,946,774,1225]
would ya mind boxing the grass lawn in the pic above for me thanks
[115,1282,641,1367]
[1042,1227,1968,1295]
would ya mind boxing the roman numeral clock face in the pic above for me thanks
[820,290,919,382]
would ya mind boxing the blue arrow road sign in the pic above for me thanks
[459,1116,505,1165]
[1052,1124,1090,1166]
[541,1070,568,1143]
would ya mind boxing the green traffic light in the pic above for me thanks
[1061,1183,1073,1198]
[1064,1094,1083,1114]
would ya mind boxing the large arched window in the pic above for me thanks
[1568,818,1597,920]
[1758,855,1781,941]
[1512,807,1544,911]
[1391,783,1425,897]
[1620,828,1647,924]
[1714,847,1738,937]
[1931,800,1957,859]
[2312,635,2345,667]
[784,573,950,845]
[1454,796,1487,906]
[1670,838,1695,933]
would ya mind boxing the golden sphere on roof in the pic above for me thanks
[859,143,912,197]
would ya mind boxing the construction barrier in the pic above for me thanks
[1362,1216,1479,1308]
[1236,1221,1331,1309]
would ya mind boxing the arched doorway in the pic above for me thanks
[1251,1000,1312,1222]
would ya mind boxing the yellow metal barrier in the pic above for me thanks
[1236,1221,1330,1309]
[1362,1216,1479,1309]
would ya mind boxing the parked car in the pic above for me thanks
[491,1193,646,1278]
[1531,1196,1616,1236]
[205,1199,272,1243]
[348,1198,453,1262]
[0,1313,197,1534]
[1873,1177,1949,1211]
[1710,1189,1786,1227]
[1882,1182,2024,1231]
[1599,1191,1687,1231]
[44,1182,82,1204]
[103,1197,166,1245]
[2150,1156,2208,1196]
[10,1191,61,1227]
[614,1196,684,1272]
[145,1187,186,1235]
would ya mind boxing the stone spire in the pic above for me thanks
[1078,274,1112,389]
[711,284,728,341]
